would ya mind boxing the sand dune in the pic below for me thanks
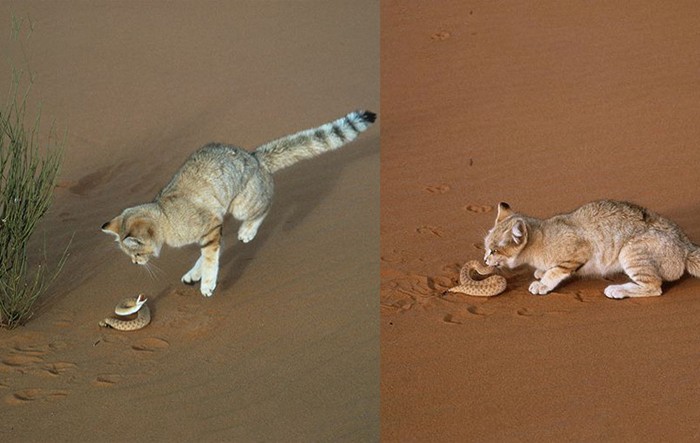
[1,2,378,441]
[381,1,700,441]
[8,1,700,440]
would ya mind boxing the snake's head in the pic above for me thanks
[115,294,149,316]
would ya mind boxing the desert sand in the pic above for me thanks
[381,1,700,441]
[0,1,378,441]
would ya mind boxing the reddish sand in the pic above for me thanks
[1,2,378,441]
[381,1,700,441]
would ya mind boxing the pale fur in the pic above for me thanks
[484,200,700,299]
[102,110,376,297]
[447,260,507,297]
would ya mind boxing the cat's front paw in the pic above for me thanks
[182,259,203,285]
[529,281,552,295]
[534,269,545,280]
[200,280,216,297]
[181,272,201,285]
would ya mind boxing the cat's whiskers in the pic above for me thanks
[147,261,165,279]
[140,261,160,281]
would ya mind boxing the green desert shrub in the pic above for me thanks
[0,14,66,328]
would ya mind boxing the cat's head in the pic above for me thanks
[483,202,528,268]
[101,208,162,265]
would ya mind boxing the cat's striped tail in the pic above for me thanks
[686,245,700,278]
[253,110,376,173]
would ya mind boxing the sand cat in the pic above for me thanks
[483,200,700,299]
[102,110,376,296]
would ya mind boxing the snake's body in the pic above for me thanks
[447,260,507,297]
[99,294,151,331]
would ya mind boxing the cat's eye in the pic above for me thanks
[123,236,144,248]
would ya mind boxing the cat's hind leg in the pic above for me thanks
[238,211,268,243]
[229,171,273,244]
[604,245,662,299]
[604,281,661,299]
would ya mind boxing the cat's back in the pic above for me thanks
[162,143,258,192]
[183,143,257,177]
[562,200,681,238]
[573,200,649,223]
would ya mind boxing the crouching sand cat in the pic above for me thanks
[102,110,376,296]
[484,200,700,299]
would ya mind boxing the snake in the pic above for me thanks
[98,294,151,331]
[446,260,507,297]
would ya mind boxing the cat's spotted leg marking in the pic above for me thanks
[529,261,583,295]
[197,224,223,297]
[238,211,268,243]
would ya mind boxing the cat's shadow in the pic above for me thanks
[217,134,378,294]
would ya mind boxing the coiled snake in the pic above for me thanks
[446,260,507,297]
[98,294,151,331]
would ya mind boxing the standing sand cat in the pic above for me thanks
[102,110,376,296]
[484,200,700,299]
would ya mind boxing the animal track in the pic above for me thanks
[1,341,73,379]
[441,305,491,324]
[465,305,489,316]
[41,362,78,377]
[416,225,444,237]
[386,274,434,296]
[440,263,462,275]
[381,270,447,312]
[432,275,454,291]
[92,374,122,387]
[48,311,75,328]
[517,307,569,317]
[573,291,592,303]
[380,290,414,312]
[424,184,450,194]
[516,308,543,317]
[431,30,451,41]
[2,355,43,368]
[442,314,462,324]
[131,337,170,352]
[6,388,68,405]
[465,204,493,214]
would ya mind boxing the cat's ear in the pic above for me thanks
[496,202,512,222]
[101,216,122,239]
[512,219,526,244]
